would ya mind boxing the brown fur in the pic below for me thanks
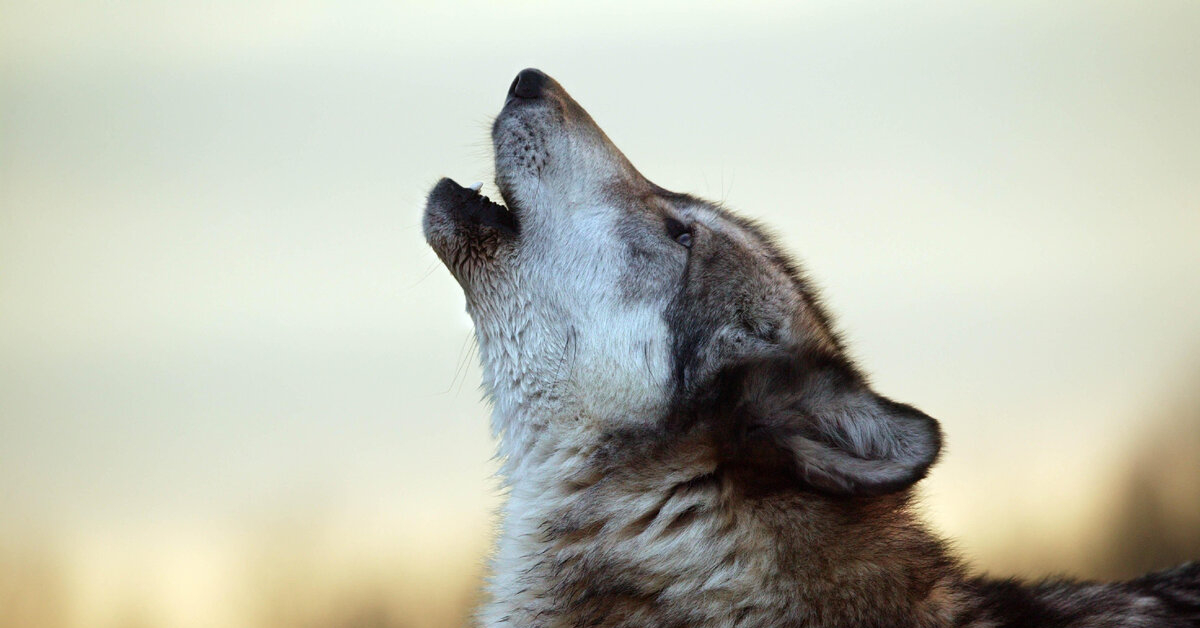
[425,69,1200,628]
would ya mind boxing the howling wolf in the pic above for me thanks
[422,69,1200,627]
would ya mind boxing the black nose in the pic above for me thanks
[509,68,547,100]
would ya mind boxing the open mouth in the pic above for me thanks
[429,177,520,236]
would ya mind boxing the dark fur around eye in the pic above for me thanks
[665,217,693,248]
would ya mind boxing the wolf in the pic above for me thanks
[422,69,1200,627]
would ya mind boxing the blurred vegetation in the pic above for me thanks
[0,542,69,628]
[1090,386,1200,580]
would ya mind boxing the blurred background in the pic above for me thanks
[2,1,1199,627]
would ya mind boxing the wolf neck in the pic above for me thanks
[471,314,670,480]
[478,414,968,628]
[469,307,966,625]
[468,291,568,471]
[478,351,581,480]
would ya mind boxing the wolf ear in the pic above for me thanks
[720,353,942,496]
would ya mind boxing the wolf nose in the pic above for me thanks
[509,68,547,99]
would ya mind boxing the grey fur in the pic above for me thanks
[423,69,1200,627]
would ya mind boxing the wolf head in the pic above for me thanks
[424,69,940,496]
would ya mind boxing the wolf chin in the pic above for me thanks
[423,69,1199,627]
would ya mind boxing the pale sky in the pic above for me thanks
[1,2,1198,627]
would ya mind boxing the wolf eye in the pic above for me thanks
[665,217,693,248]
